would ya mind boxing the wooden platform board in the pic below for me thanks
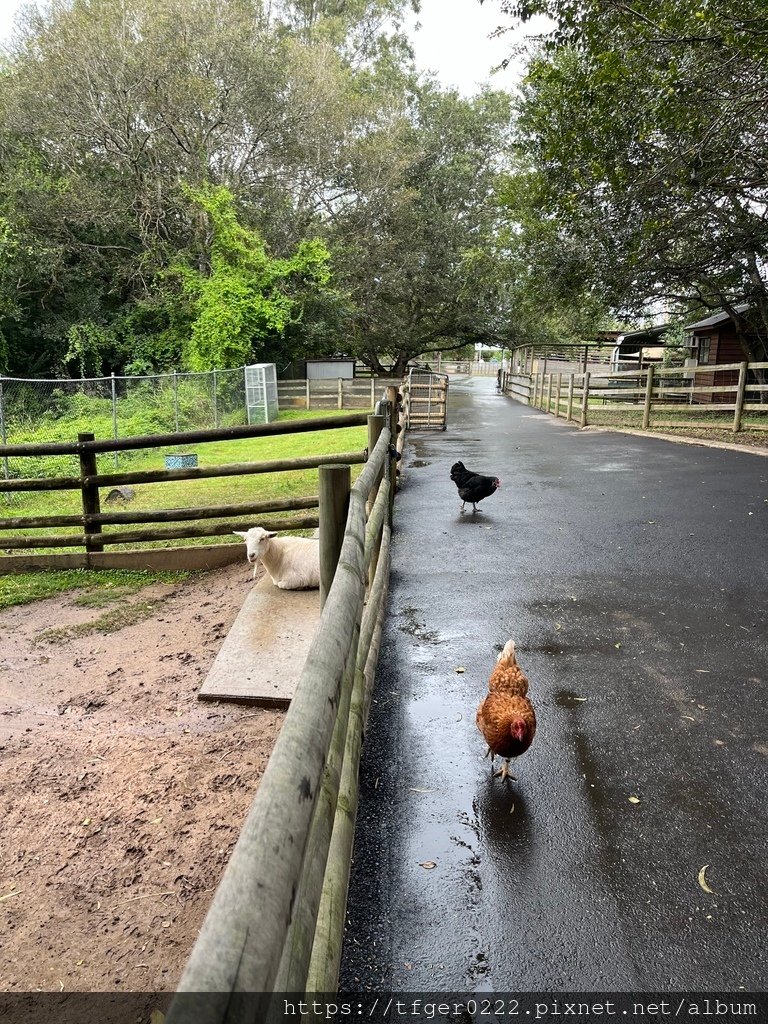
[198,575,321,707]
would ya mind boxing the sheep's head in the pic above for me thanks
[233,527,277,566]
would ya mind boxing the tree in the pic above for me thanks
[175,184,331,370]
[0,0,420,375]
[498,0,768,361]
[324,85,520,375]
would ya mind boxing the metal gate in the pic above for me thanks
[405,369,449,430]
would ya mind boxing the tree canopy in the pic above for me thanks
[499,0,768,359]
[2,0,767,377]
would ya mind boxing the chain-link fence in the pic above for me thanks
[0,368,247,480]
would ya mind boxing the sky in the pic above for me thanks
[407,0,547,95]
[0,0,545,94]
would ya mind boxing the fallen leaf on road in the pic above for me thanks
[572,696,588,702]
[455,667,465,674]
[418,861,437,870]
[628,796,640,805]
[698,865,716,894]
[409,787,434,793]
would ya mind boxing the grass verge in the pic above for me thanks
[0,568,188,611]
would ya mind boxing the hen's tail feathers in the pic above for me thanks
[497,639,517,665]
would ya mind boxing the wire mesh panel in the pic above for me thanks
[0,368,250,483]
[245,364,279,424]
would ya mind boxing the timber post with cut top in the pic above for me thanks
[643,365,654,429]
[366,413,385,587]
[733,362,748,432]
[580,372,591,429]
[318,464,351,610]
[566,374,575,422]
[78,432,103,553]
[385,387,399,523]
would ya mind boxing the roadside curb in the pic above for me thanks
[581,425,768,457]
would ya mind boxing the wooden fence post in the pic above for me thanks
[78,432,103,553]
[370,377,375,408]
[566,374,574,421]
[305,379,311,410]
[337,378,343,410]
[318,464,350,610]
[642,365,654,429]
[545,373,552,413]
[579,372,591,428]
[385,386,399,523]
[554,373,562,418]
[366,414,385,587]
[733,361,748,432]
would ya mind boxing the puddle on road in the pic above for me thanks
[398,606,442,644]
[589,462,633,473]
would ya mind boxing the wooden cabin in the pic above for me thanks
[685,304,753,404]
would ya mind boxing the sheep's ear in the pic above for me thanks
[267,531,278,539]
[233,531,247,538]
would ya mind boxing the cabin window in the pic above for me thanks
[695,335,711,364]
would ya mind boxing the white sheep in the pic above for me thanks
[233,526,321,590]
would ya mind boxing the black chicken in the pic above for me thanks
[450,461,501,513]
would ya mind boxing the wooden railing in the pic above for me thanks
[278,377,402,410]
[0,412,370,571]
[501,362,768,433]
[165,395,401,1020]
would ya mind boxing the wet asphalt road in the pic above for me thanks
[340,376,768,993]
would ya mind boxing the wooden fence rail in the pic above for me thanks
[165,402,398,1019]
[500,361,768,433]
[278,377,402,410]
[0,411,371,571]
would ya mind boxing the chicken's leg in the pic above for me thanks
[493,759,517,782]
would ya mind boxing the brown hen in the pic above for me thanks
[476,640,536,781]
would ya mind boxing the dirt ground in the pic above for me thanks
[0,561,283,993]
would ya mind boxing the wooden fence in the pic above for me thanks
[501,361,768,433]
[277,377,402,410]
[164,393,401,1019]
[0,413,371,572]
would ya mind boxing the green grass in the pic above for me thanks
[0,409,368,550]
[0,568,188,610]
[35,593,176,642]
